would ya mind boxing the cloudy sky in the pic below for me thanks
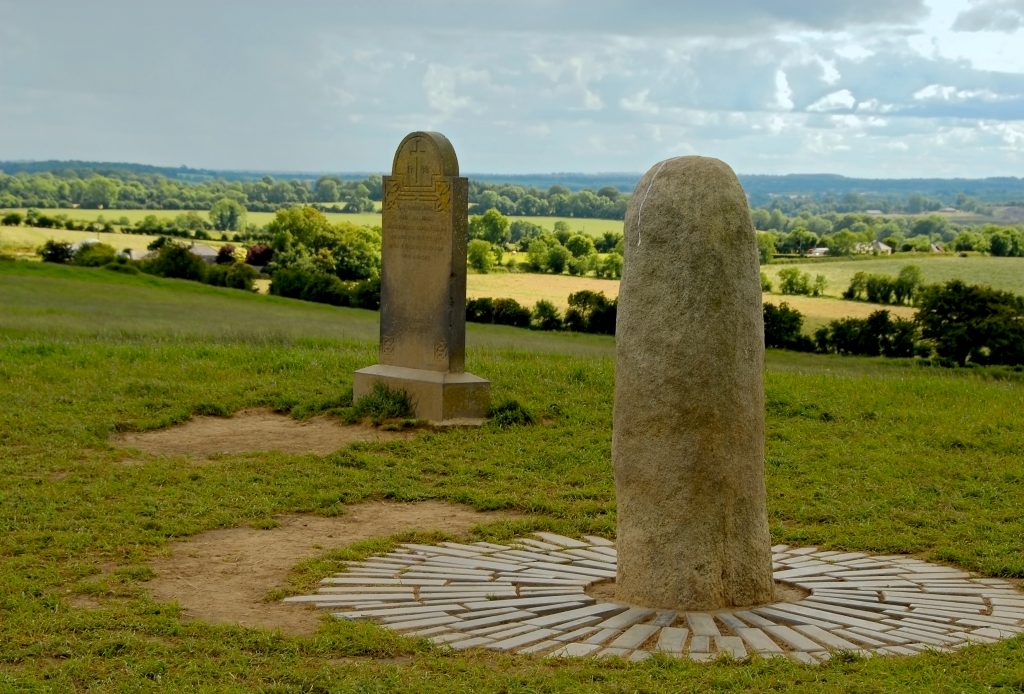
[1,1,1022,178]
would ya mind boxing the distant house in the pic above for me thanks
[855,240,892,255]
[939,207,958,213]
[865,209,884,215]
[930,243,946,254]
[189,243,220,264]
[807,247,830,257]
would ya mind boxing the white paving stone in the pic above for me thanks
[490,628,560,651]
[595,607,656,631]
[285,537,1024,663]
[655,627,688,655]
[532,532,591,548]
[608,624,659,650]
[686,613,721,636]
[737,627,784,654]
[715,636,747,659]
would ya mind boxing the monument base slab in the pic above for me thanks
[353,364,490,425]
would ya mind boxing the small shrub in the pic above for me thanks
[38,240,74,263]
[206,262,257,290]
[215,244,238,264]
[142,244,207,281]
[1,212,23,226]
[777,267,812,295]
[491,298,531,328]
[488,399,535,428]
[563,290,616,334]
[531,300,562,331]
[349,383,414,425]
[763,302,813,351]
[245,243,274,266]
[466,297,495,323]
[348,277,381,309]
[72,242,118,267]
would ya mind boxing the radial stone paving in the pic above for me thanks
[284,533,1024,662]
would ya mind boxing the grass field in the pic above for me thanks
[511,215,623,238]
[0,225,166,256]
[762,254,1024,298]
[467,271,914,331]
[1,259,1023,691]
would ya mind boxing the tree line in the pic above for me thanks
[0,169,628,219]
[754,210,1024,259]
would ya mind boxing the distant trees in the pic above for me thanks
[777,267,826,296]
[917,280,1024,366]
[80,176,119,209]
[209,197,246,231]
[468,208,511,245]
[467,239,494,273]
[763,302,812,351]
[843,266,923,305]
[814,310,918,358]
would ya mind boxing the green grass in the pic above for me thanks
[1,259,1023,691]
[762,254,1024,298]
[509,215,623,239]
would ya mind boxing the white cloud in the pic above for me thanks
[807,89,856,112]
[856,98,900,113]
[952,0,1024,32]
[1,0,1023,176]
[818,58,841,85]
[620,89,659,115]
[423,64,489,118]
[979,120,1024,145]
[772,69,794,110]
[829,114,888,129]
[913,83,1012,102]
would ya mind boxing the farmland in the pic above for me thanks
[1,258,1023,691]
[761,254,1024,299]
[466,270,914,331]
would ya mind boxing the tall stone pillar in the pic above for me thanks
[613,156,774,610]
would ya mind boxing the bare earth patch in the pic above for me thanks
[113,408,413,460]
[146,501,522,636]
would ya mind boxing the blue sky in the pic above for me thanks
[1,0,1022,177]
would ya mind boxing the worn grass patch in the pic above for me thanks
[1,259,1023,691]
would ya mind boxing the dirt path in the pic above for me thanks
[145,502,521,636]
[114,408,413,460]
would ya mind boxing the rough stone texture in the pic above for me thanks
[353,131,489,423]
[613,156,774,610]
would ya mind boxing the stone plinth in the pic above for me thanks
[353,131,490,424]
[613,156,774,610]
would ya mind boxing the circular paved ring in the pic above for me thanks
[284,532,1024,662]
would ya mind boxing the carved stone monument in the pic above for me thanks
[353,131,490,423]
[613,156,775,610]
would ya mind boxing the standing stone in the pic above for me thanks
[613,156,774,610]
[353,131,490,423]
